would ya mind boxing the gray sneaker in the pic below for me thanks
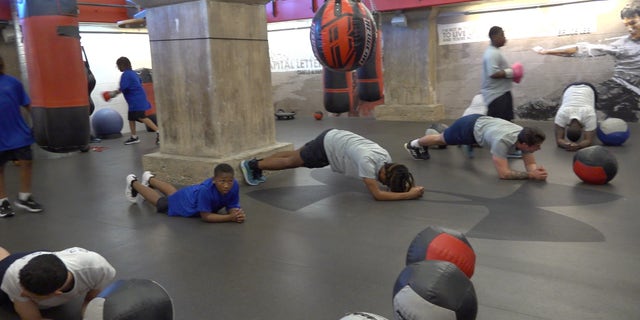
[0,200,15,218]
[240,159,265,185]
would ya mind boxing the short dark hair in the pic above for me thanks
[517,127,546,146]
[19,254,68,295]
[566,124,583,142]
[488,26,503,39]
[621,1,640,19]
[116,56,132,70]
[383,163,415,193]
[214,163,234,177]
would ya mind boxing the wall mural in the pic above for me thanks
[520,1,640,122]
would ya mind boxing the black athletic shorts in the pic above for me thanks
[0,251,37,305]
[487,91,514,121]
[128,111,147,122]
[0,145,33,166]
[299,129,332,168]
[156,196,169,213]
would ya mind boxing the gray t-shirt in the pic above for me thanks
[1,247,116,308]
[473,116,522,158]
[324,129,391,180]
[481,45,513,105]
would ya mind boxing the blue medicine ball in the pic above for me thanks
[91,108,123,138]
[597,118,629,146]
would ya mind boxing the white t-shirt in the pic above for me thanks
[1,247,116,308]
[554,84,597,131]
[323,129,391,180]
[463,94,488,116]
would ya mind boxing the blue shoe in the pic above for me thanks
[240,159,265,186]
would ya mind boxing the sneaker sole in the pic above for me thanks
[0,212,15,218]
[13,203,43,213]
[240,161,259,186]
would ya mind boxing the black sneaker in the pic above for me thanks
[155,132,160,145]
[0,200,15,218]
[14,196,43,213]
[404,142,430,160]
[124,136,140,145]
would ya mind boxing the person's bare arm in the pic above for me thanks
[576,130,595,150]
[362,178,424,201]
[200,208,245,223]
[533,45,578,56]
[492,155,547,180]
[14,300,47,320]
[555,125,573,150]
[82,289,102,315]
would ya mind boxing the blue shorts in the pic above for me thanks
[443,114,482,145]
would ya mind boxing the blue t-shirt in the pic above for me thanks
[167,178,241,217]
[119,69,151,112]
[0,75,34,151]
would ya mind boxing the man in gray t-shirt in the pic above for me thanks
[404,115,548,181]
[241,129,424,201]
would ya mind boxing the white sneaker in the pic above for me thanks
[125,174,138,203]
[141,171,155,187]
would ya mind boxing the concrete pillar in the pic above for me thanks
[136,0,292,185]
[374,9,444,122]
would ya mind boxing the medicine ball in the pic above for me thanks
[340,312,389,320]
[573,145,618,184]
[406,226,476,278]
[84,279,173,320]
[393,260,478,320]
[310,0,376,71]
[597,118,629,146]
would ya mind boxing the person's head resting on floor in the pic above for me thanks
[517,127,546,152]
[621,1,640,40]
[566,119,584,142]
[212,163,235,194]
[19,254,69,300]
[379,163,415,193]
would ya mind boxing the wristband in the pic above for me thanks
[504,68,513,78]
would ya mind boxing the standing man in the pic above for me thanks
[0,55,43,217]
[482,26,522,122]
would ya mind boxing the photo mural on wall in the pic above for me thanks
[517,0,640,122]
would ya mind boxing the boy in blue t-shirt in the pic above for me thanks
[0,55,43,217]
[103,56,159,145]
[125,163,245,223]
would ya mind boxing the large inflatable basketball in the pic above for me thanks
[310,0,377,71]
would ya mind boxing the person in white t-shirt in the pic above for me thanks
[554,82,598,151]
[0,246,116,320]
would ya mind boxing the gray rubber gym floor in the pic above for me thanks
[1,116,639,320]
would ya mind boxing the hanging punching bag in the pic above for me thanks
[310,0,376,72]
[357,29,383,101]
[323,67,356,114]
[18,0,90,152]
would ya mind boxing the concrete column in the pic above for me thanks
[374,9,444,122]
[136,0,292,185]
